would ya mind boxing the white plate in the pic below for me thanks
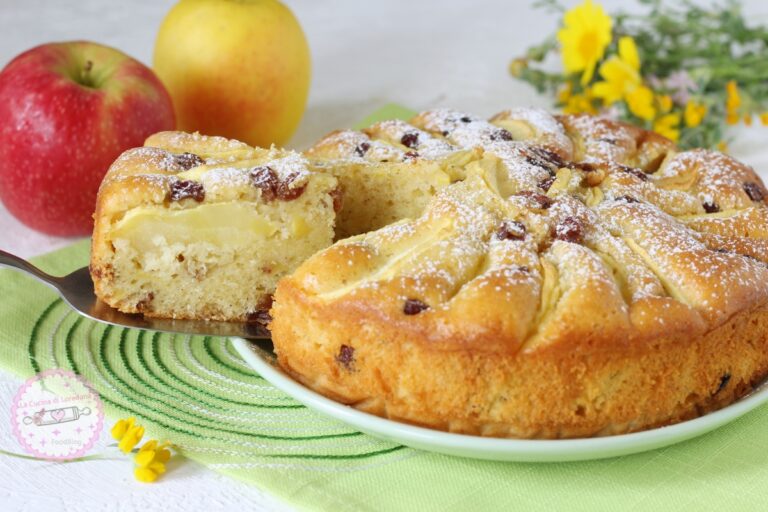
[231,337,768,462]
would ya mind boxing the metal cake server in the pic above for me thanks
[0,249,274,350]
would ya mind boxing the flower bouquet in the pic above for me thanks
[511,0,768,149]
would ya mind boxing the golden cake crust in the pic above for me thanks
[273,282,768,438]
[271,109,768,438]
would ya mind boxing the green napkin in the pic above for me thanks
[1,104,768,512]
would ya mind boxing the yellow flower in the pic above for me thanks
[111,417,145,454]
[761,112,768,126]
[557,0,613,85]
[726,80,741,110]
[136,440,172,466]
[616,35,640,71]
[563,86,598,115]
[557,82,573,104]
[592,37,648,115]
[111,417,133,440]
[564,94,598,115]
[743,113,753,126]
[626,86,656,121]
[653,112,681,142]
[113,420,174,483]
[725,80,742,125]
[134,439,172,483]
[717,141,729,153]
[657,95,673,114]
[684,100,707,127]
[509,58,527,78]
[134,466,164,484]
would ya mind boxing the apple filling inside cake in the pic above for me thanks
[91,132,339,321]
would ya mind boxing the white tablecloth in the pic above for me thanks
[1,1,767,510]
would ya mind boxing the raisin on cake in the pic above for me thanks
[91,131,339,321]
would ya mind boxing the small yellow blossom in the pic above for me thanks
[616,35,640,71]
[134,466,164,484]
[761,112,768,126]
[113,420,174,484]
[558,82,598,115]
[725,80,742,125]
[726,80,741,110]
[717,141,729,153]
[684,100,707,128]
[557,0,613,85]
[111,417,134,440]
[111,417,145,454]
[743,113,753,126]
[133,439,172,483]
[626,86,656,121]
[563,86,598,115]
[564,94,598,115]
[592,37,642,105]
[591,36,657,121]
[135,440,172,466]
[653,112,682,142]
[557,82,573,104]
[509,58,527,78]
[657,95,673,114]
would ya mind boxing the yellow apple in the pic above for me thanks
[153,0,310,147]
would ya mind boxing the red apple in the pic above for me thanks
[0,41,175,236]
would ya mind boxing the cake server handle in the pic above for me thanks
[0,249,64,292]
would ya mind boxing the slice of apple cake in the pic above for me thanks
[91,131,339,321]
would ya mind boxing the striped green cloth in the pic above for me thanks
[1,105,768,511]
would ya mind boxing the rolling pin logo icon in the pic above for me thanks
[23,406,93,427]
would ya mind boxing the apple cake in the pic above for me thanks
[271,108,768,438]
[91,131,339,321]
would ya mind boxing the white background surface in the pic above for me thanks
[1,1,768,510]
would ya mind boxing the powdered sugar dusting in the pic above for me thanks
[308,130,403,162]
[500,107,565,137]
[561,115,638,163]
[660,149,764,210]
[308,107,768,340]
[103,140,317,210]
